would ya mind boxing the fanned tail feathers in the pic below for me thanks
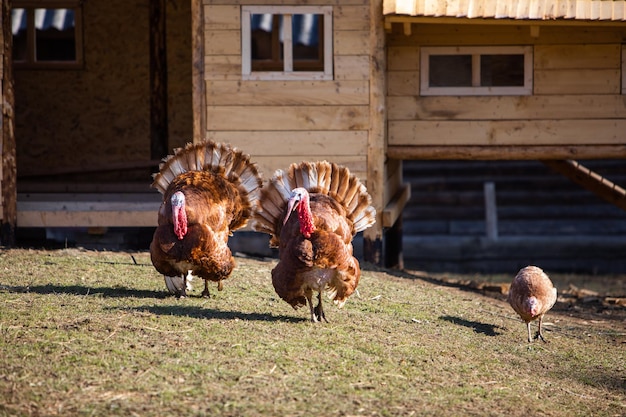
[151,140,262,223]
[252,161,376,240]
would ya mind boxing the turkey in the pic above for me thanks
[150,140,262,298]
[508,265,558,342]
[252,161,376,322]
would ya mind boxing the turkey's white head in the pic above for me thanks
[284,187,314,238]
[171,191,188,240]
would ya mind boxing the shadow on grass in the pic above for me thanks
[115,304,308,323]
[440,315,504,337]
[1,284,167,299]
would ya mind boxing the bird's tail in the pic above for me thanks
[151,139,262,207]
[252,161,376,242]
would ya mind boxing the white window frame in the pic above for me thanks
[241,5,333,81]
[420,46,533,96]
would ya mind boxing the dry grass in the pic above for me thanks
[0,248,624,416]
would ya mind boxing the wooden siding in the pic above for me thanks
[386,24,626,156]
[202,1,371,180]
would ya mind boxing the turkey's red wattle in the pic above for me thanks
[173,205,188,240]
[297,198,315,238]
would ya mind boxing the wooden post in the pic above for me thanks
[191,0,205,141]
[1,0,16,246]
[150,0,169,159]
[364,0,387,266]
[484,182,498,241]
[384,215,404,269]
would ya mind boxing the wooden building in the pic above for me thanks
[1,0,626,268]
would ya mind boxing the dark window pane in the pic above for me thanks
[481,54,524,86]
[293,14,323,71]
[250,14,283,71]
[11,8,27,61]
[429,55,472,87]
[35,8,76,61]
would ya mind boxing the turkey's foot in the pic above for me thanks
[201,280,211,298]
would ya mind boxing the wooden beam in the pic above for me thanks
[382,183,410,228]
[542,160,626,212]
[150,0,169,159]
[1,0,16,246]
[191,0,205,141]
[364,0,387,265]
[387,145,626,160]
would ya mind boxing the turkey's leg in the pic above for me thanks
[313,292,328,323]
[306,293,317,323]
[535,316,547,343]
[201,279,210,298]
[526,322,533,343]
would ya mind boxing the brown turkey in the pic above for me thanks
[508,265,558,342]
[252,161,376,322]
[150,140,262,297]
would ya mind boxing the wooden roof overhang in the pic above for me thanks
[384,0,626,34]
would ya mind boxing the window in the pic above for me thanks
[12,1,83,68]
[242,6,333,80]
[420,46,532,96]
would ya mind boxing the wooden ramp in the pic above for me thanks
[542,160,626,212]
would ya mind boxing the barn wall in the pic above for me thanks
[386,24,626,150]
[14,0,192,184]
[201,0,372,181]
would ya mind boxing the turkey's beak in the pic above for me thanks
[283,194,301,225]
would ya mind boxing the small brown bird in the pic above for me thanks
[508,265,557,342]
[252,161,376,323]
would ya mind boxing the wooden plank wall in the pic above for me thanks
[201,0,372,182]
[386,24,626,153]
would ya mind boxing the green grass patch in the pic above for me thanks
[0,248,624,416]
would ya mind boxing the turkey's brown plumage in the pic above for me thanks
[252,161,376,322]
[150,140,262,297]
[508,265,557,342]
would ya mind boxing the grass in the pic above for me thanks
[0,248,624,416]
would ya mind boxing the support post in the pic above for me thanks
[1,0,16,247]
[191,0,205,141]
[484,182,498,241]
[364,0,387,266]
[150,0,169,159]
[384,216,404,269]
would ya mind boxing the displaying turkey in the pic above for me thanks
[150,140,262,297]
[252,161,376,322]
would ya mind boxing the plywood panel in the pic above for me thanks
[204,30,240,55]
[334,5,370,31]
[334,30,370,55]
[252,156,367,183]
[206,105,370,131]
[204,5,240,30]
[335,55,370,80]
[534,69,620,95]
[204,55,241,80]
[205,131,368,156]
[206,80,369,105]
[387,95,626,121]
[535,44,621,70]
[388,46,420,71]
[389,120,626,146]
[387,70,420,96]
